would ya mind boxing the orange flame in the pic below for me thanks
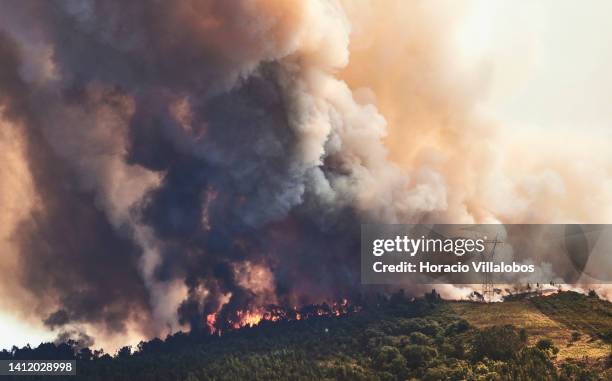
[232,309,264,329]
[206,313,218,335]
[204,300,360,335]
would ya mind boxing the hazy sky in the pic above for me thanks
[0,312,54,350]
[457,0,612,132]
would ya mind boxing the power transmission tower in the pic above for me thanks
[482,235,503,302]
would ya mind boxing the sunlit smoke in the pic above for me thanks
[0,0,609,352]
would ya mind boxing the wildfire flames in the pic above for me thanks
[4,0,610,352]
[206,299,358,335]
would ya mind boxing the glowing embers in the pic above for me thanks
[205,299,359,335]
[231,309,264,329]
[206,313,217,335]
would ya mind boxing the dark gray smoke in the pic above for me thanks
[3,1,609,347]
[0,0,400,341]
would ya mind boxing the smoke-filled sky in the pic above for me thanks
[1,0,611,351]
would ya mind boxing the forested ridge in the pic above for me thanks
[2,291,611,381]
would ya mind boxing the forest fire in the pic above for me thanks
[205,299,359,335]
[231,310,265,329]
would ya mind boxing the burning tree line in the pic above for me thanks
[206,299,360,335]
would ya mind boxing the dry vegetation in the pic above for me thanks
[451,294,611,361]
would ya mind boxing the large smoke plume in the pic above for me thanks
[0,1,610,349]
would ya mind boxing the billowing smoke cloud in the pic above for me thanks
[339,0,612,224]
[0,0,610,349]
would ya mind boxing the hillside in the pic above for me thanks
[451,293,611,362]
[3,291,611,381]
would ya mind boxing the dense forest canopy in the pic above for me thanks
[2,291,610,381]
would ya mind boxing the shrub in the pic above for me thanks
[598,328,612,342]
[519,328,528,343]
[472,325,525,360]
[446,319,471,335]
[401,344,437,368]
[509,347,556,380]
[409,332,431,345]
[570,331,581,342]
[373,346,406,374]
[536,338,554,351]
[423,365,453,381]
[397,318,442,337]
